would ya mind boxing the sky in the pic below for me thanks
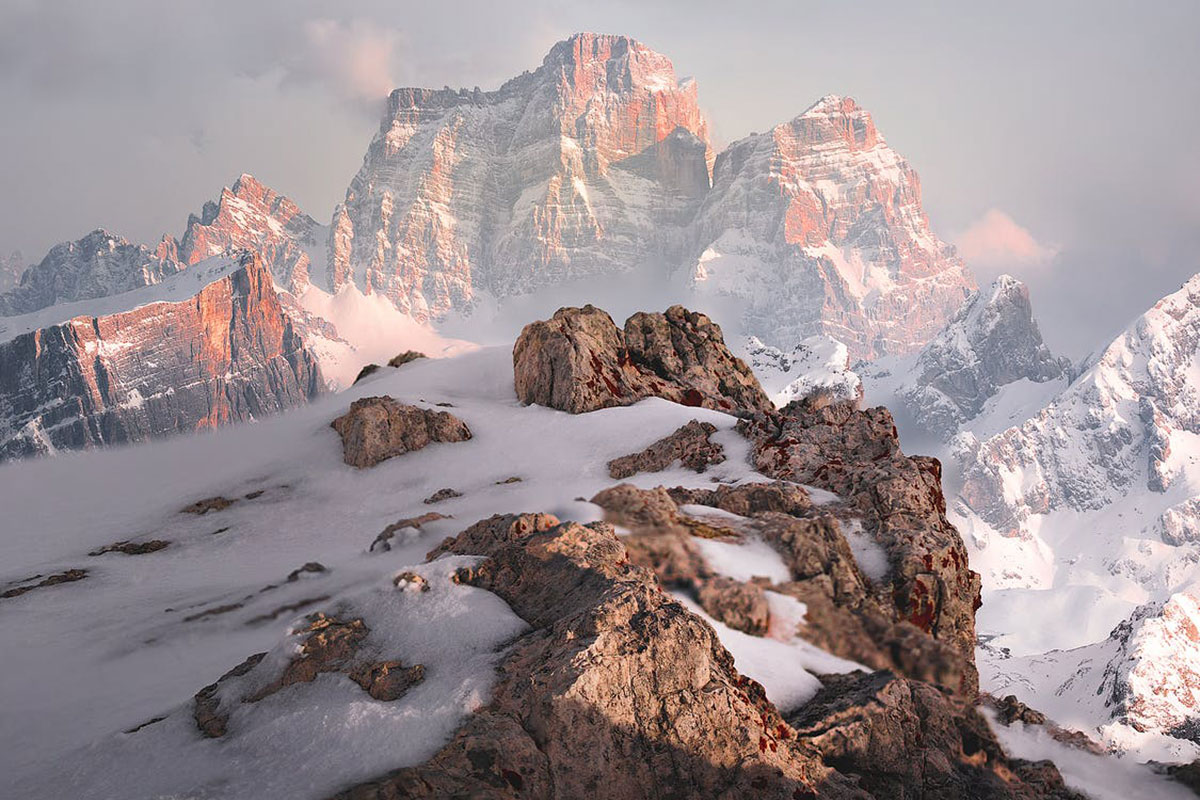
[1,0,1197,357]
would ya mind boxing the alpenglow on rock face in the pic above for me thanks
[0,254,322,460]
[328,33,711,320]
[899,275,1068,439]
[687,95,974,359]
[175,174,326,295]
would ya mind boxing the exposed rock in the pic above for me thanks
[353,364,381,384]
[370,512,449,553]
[495,475,522,485]
[893,275,1068,440]
[989,694,1047,726]
[285,562,327,582]
[788,671,1084,799]
[176,173,323,295]
[328,33,710,321]
[688,95,974,360]
[1,568,88,599]
[593,481,967,691]
[387,351,426,368]
[392,572,429,592]
[332,510,1071,799]
[0,229,181,316]
[738,400,981,697]
[347,660,426,702]
[88,540,169,556]
[244,596,330,626]
[195,612,425,738]
[336,513,864,799]
[513,304,772,415]
[193,652,266,738]
[330,396,472,468]
[607,419,725,478]
[424,488,463,505]
[0,253,323,460]
[696,576,769,635]
[181,496,236,515]
[183,602,244,623]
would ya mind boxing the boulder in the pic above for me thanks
[607,419,725,478]
[330,396,472,468]
[513,305,772,415]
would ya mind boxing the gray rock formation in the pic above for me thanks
[898,275,1067,439]
[0,253,322,460]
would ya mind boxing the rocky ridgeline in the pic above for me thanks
[0,253,322,459]
[171,304,1083,799]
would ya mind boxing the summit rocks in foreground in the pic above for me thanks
[330,396,472,468]
[333,514,1077,799]
[513,304,772,415]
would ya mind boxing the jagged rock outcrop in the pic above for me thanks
[177,174,325,294]
[592,481,969,694]
[0,253,322,459]
[892,275,1067,439]
[513,304,772,415]
[960,271,1200,535]
[790,671,1082,799]
[330,396,472,468]
[606,418,724,478]
[325,511,1072,798]
[328,33,711,320]
[687,95,974,360]
[0,230,181,315]
[738,399,982,696]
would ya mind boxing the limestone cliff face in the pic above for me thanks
[328,32,712,321]
[178,174,326,294]
[687,96,974,359]
[0,254,322,460]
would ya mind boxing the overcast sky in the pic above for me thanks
[1,0,1197,356]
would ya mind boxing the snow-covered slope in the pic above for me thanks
[0,347,771,796]
[687,95,974,360]
[744,334,862,408]
[947,271,1200,755]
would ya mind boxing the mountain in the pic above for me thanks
[0,253,322,459]
[947,272,1200,755]
[328,32,711,321]
[687,96,974,359]
[960,271,1200,538]
[983,592,1200,763]
[175,174,327,295]
[0,230,181,316]
[326,37,970,358]
[744,334,863,408]
[6,303,1166,799]
[863,275,1069,441]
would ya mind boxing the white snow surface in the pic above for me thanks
[0,345,820,798]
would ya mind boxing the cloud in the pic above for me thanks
[955,209,1057,270]
[286,18,402,106]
